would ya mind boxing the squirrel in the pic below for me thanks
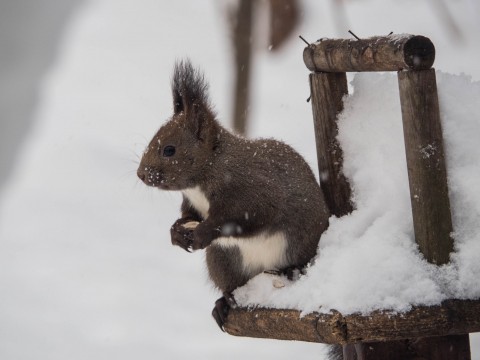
[137,59,330,330]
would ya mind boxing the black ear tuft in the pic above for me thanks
[171,59,210,115]
[171,59,216,142]
[173,89,183,114]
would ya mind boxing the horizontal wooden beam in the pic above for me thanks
[303,34,435,73]
[224,299,480,344]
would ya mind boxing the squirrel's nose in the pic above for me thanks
[137,169,146,182]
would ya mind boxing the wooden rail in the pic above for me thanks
[224,299,480,344]
[303,34,435,73]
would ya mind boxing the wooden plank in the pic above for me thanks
[303,34,435,73]
[344,299,478,343]
[309,72,353,216]
[223,300,480,344]
[224,308,333,343]
[398,69,453,265]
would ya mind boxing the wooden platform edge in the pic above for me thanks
[223,299,480,344]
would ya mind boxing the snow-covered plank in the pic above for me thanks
[224,299,480,344]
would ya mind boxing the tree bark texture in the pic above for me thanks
[303,35,435,73]
[398,69,454,265]
[309,72,353,216]
[224,299,480,345]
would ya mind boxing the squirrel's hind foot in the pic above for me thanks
[211,293,236,331]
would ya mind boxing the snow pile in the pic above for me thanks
[234,71,480,315]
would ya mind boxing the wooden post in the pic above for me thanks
[309,72,353,216]
[344,69,468,360]
[398,69,454,265]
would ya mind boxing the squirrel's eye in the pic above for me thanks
[163,145,176,157]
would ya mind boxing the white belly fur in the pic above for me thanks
[182,186,210,219]
[182,186,288,273]
[214,233,288,275]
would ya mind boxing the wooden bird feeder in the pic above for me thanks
[222,34,480,359]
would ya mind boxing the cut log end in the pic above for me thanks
[403,35,436,70]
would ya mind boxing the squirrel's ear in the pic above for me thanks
[186,102,211,142]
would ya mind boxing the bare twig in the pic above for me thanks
[348,30,360,40]
[299,35,310,46]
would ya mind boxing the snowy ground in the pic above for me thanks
[1,1,480,359]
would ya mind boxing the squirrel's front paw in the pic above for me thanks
[191,227,214,250]
[170,218,199,252]
[191,233,208,250]
[186,221,219,250]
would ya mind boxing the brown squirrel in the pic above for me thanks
[137,59,330,329]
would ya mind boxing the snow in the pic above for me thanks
[234,71,480,315]
[1,0,480,359]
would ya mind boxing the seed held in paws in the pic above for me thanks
[182,221,200,230]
